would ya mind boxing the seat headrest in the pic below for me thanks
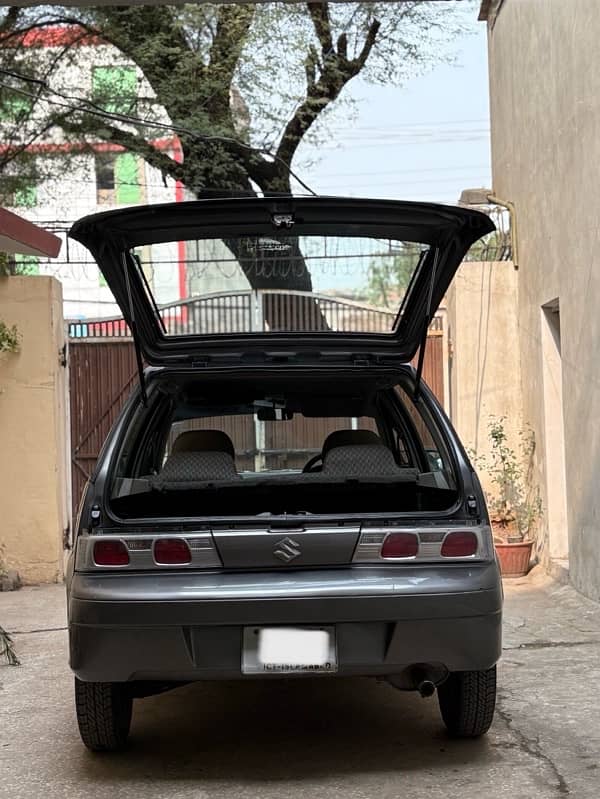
[152,451,240,488]
[172,430,235,458]
[321,428,382,456]
[323,444,402,477]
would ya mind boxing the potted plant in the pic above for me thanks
[479,417,542,577]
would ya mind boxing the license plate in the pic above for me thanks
[242,626,337,674]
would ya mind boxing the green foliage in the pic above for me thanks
[13,254,39,275]
[0,319,20,353]
[0,251,38,277]
[478,416,542,541]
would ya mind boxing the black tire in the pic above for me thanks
[437,666,497,738]
[74,678,133,752]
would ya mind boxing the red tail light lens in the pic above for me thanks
[441,531,478,557]
[93,539,129,566]
[381,532,419,559]
[154,538,192,565]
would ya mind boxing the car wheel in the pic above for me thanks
[74,678,133,752]
[437,666,496,738]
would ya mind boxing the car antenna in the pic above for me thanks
[413,247,440,403]
[122,252,148,407]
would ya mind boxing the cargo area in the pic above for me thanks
[108,373,460,521]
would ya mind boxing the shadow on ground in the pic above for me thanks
[80,677,491,784]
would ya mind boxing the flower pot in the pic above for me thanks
[494,540,534,578]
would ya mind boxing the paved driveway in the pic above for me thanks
[1,568,599,798]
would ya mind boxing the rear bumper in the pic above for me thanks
[68,564,503,682]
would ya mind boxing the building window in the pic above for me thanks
[95,153,115,204]
[91,66,137,115]
[4,184,37,208]
[0,89,33,123]
[95,152,141,205]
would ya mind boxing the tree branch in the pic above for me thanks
[354,18,381,69]
[0,116,62,172]
[206,4,254,125]
[304,44,319,91]
[83,6,201,127]
[61,116,185,184]
[307,3,333,58]
[276,8,381,169]
[0,7,21,35]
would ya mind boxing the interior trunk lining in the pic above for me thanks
[110,481,457,518]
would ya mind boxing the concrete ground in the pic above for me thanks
[1,568,599,799]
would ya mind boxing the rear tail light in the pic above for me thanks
[153,538,192,565]
[441,531,478,557]
[77,533,220,571]
[352,526,491,563]
[93,539,129,566]
[381,532,419,559]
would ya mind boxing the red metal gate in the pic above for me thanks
[69,341,138,518]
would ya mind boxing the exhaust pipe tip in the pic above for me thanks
[417,680,436,698]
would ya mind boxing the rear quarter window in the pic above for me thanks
[394,385,456,489]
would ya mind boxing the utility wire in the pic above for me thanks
[0,68,316,195]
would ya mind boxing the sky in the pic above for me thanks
[297,11,492,205]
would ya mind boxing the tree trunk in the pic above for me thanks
[194,187,330,331]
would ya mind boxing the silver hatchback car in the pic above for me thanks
[66,197,501,751]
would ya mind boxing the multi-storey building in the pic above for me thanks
[0,25,247,320]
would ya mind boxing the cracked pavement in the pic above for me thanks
[1,566,599,798]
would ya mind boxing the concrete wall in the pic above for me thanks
[0,276,67,583]
[447,260,523,502]
[485,0,600,597]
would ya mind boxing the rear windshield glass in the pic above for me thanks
[131,235,428,335]
[166,414,379,474]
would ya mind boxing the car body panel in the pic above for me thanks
[68,564,502,682]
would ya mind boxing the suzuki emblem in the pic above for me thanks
[273,537,301,563]
[271,213,295,229]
